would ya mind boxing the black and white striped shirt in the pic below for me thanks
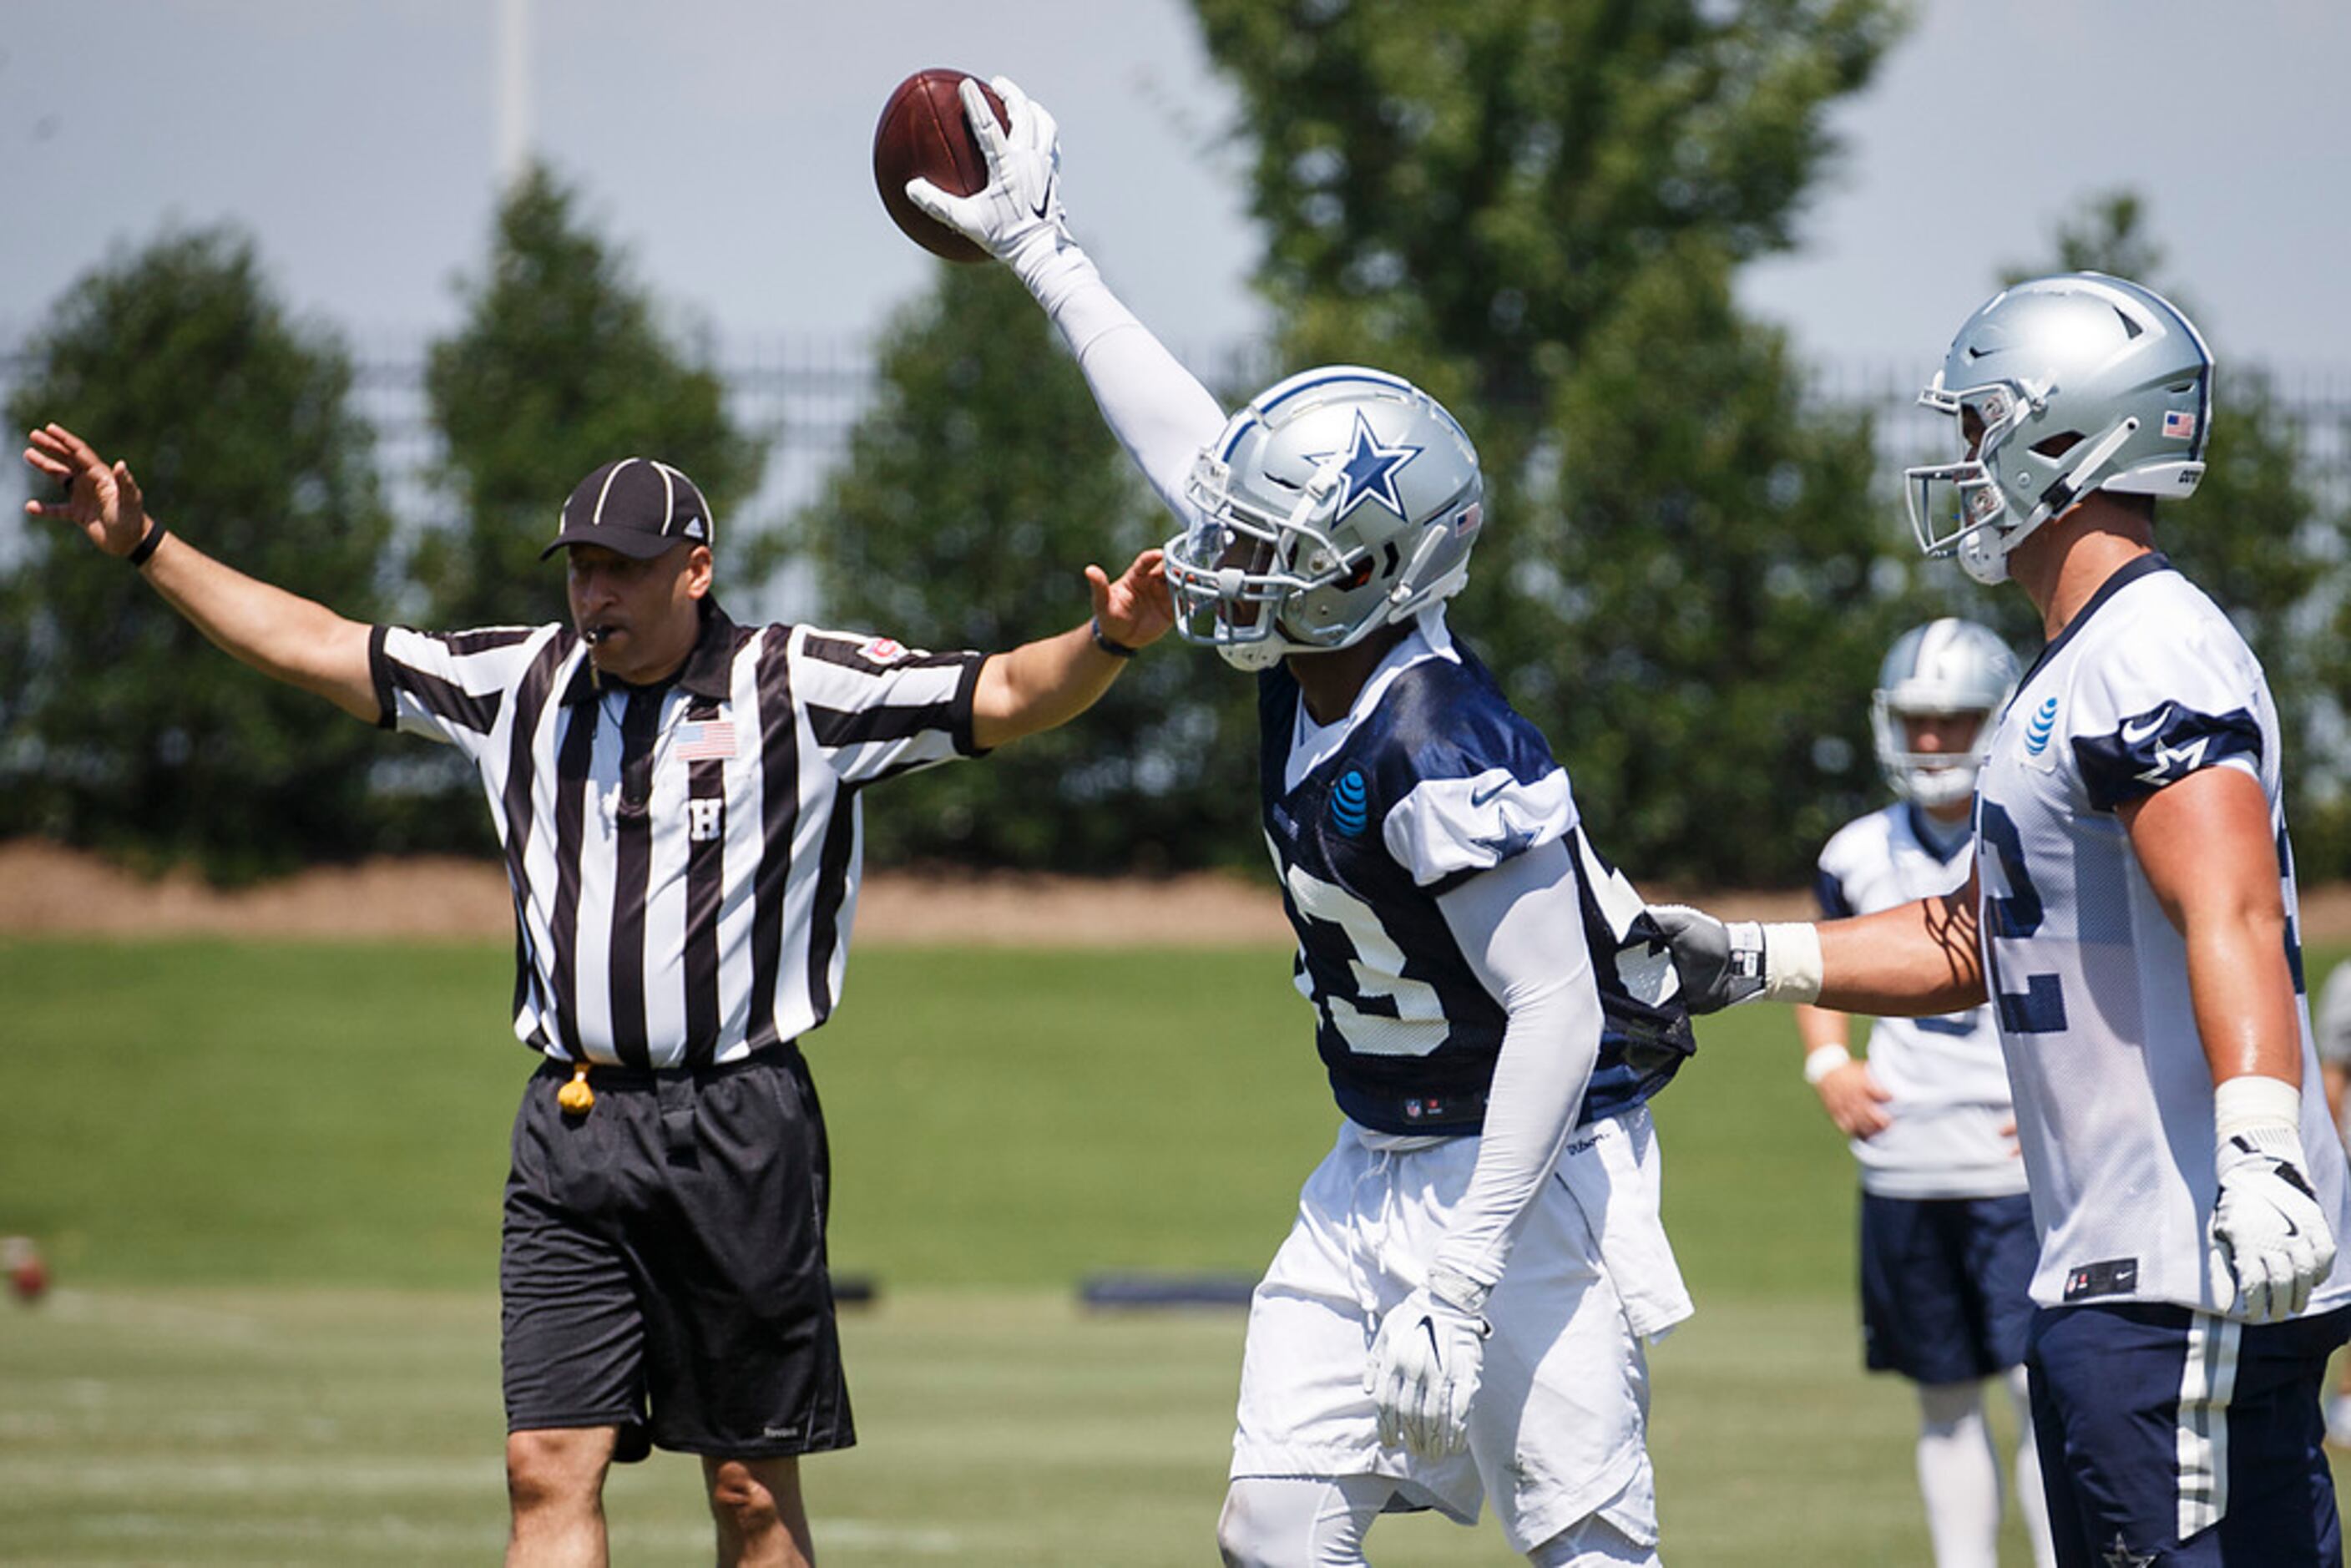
[369,599,983,1068]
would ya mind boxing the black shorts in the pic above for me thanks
[2028,1302,2351,1565]
[1858,1191,2036,1384]
[500,1044,855,1460]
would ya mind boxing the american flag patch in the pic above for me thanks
[674,721,737,761]
[2162,409,2197,439]
[1454,502,1483,538]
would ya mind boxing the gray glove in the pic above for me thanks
[1647,904,1768,1014]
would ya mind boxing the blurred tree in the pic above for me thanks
[793,264,1259,871]
[1191,0,1918,883]
[416,164,765,631]
[2000,193,2351,875]
[0,226,393,880]
[1540,239,1909,881]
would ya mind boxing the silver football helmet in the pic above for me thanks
[1166,367,1483,670]
[1905,272,2213,585]
[1870,619,2020,810]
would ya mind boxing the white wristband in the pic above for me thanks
[1761,921,1825,1004]
[1803,1044,1853,1086]
[1424,1260,1494,1317]
[2213,1074,2303,1142]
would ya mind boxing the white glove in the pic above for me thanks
[1365,1267,1490,1459]
[1647,905,1823,1013]
[903,75,1073,286]
[2212,1121,2335,1322]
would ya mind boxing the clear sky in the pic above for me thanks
[4,2,2345,382]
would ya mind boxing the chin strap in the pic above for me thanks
[2020,416,2143,535]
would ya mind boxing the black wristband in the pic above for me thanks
[126,523,167,568]
[1089,618,1139,659]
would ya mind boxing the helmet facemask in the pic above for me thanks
[1168,448,1367,671]
[1870,700,1992,810]
[1869,618,2020,808]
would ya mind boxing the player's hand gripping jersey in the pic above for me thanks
[1260,626,1691,1136]
[1974,554,2351,1313]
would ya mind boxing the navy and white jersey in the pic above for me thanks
[1972,554,2351,1314]
[1815,803,2022,1199]
[371,599,983,1068]
[1258,612,1690,1136]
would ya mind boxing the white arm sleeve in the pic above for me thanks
[1020,245,1228,520]
[1427,837,1604,1292]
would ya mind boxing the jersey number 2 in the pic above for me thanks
[1977,801,2068,1034]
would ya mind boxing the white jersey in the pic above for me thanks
[2315,962,2351,1073]
[1972,554,2351,1314]
[1815,804,2024,1200]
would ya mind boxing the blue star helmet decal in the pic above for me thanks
[1307,410,1422,522]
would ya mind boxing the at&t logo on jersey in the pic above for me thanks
[1329,768,1370,837]
[2024,697,2059,756]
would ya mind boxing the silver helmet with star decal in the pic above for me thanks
[1168,366,1484,670]
[1871,618,2020,810]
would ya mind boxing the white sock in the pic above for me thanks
[2004,1366,2058,1568]
[1915,1381,2000,1568]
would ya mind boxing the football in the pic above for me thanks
[3,1236,46,1305]
[872,68,1009,263]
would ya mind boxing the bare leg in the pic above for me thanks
[506,1426,618,1568]
[704,1454,814,1568]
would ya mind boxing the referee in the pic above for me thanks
[23,422,1175,1568]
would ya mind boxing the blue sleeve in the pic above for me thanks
[2072,703,2263,813]
[1813,864,1855,921]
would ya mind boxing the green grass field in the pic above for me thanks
[3,936,2344,1564]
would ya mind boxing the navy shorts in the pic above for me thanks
[500,1044,855,1461]
[2028,1301,2351,1566]
[1858,1191,2036,1384]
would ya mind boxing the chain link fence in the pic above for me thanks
[10,331,2351,609]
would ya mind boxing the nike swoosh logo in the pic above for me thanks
[1469,777,1509,807]
[2121,706,2170,745]
[1032,170,1058,221]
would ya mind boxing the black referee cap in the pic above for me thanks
[541,458,715,560]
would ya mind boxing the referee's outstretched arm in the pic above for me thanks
[23,422,377,721]
[972,547,1173,750]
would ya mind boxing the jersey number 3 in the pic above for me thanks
[1282,862,1449,1057]
[1977,801,2068,1034]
